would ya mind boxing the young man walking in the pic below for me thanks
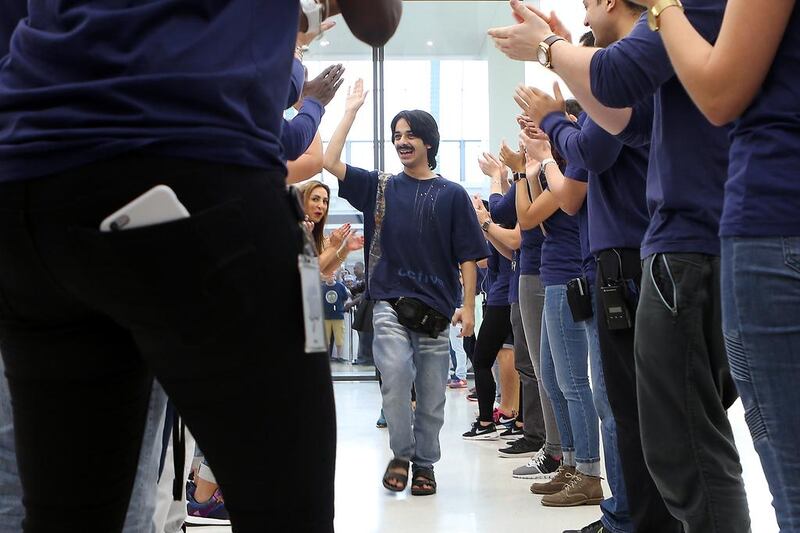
[324,80,487,496]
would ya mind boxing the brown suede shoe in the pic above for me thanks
[541,471,604,507]
[530,465,576,495]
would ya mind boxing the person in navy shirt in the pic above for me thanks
[323,80,487,496]
[490,1,750,531]
[480,155,549,462]
[0,2,402,532]
[322,275,350,361]
[628,0,800,527]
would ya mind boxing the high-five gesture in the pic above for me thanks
[345,78,369,114]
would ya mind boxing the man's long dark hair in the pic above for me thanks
[390,110,440,170]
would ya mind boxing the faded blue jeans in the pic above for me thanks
[540,284,601,476]
[722,236,800,532]
[373,301,450,469]
[585,288,632,533]
[0,355,22,533]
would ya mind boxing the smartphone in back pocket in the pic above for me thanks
[100,185,190,232]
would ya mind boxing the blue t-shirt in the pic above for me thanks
[590,4,728,258]
[723,6,800,237]
[0,1,298,182]
[488,186,519,304]
[536,173,583,287]
[563,161,596,285]
[542,111,650,256]
[486,243,512,307]
[515,180,545,276]
[0,3,25,57]
[322,281,349,320]
[340,165,489,318]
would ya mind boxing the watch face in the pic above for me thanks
[537,45,549,67]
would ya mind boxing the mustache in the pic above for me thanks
[396,144,414,151]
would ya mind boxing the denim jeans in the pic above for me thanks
[0,355,22,533]
[722,236,800,532]
[636,253,749,533]
[540,284,600,475]
[122,381,169,533]
[372,301,450,469]
[519,274,561,457]
[585,288,631,533]
[448,324,468,381]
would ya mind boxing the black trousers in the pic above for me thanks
[0,154,336,533]
[472,304,512,423]
[595,249,680,533]
[635,253,749,533]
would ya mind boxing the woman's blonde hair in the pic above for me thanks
[299,180,331,253]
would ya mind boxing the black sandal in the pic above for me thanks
[410,466,437,496]
[382,458,410,492]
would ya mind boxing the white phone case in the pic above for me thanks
[100,185,190,232]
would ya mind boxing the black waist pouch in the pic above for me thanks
[566,277,593,322]
[389,297,450,339]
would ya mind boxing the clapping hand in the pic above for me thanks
[478,152,508,180]
[514,82,566,127]
[297,19,337,47]
[329,223,352,248]
[499,140,525,173]
[488,0,554,61]
[519,130,553,164]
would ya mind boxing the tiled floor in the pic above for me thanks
[191,381,779,533]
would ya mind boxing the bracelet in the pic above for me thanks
[512,172,526,182]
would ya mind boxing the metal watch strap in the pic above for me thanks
[648,0,683,31]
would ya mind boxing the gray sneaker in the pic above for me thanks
[512,448,562,479]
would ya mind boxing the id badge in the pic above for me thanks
[298,254,327,353]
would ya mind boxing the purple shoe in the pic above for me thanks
[186,483,230,526]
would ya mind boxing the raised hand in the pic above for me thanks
[514,83,566,126]
[478,152,508,180]
[297,19,337,47]
[499,141,525,173]
[519,130,553,164]
[345,78,369,114]
[488,0,553,62]
[302,64,346,107]
[472,195,492,225]
[344,233,365,252]
[329,223,351,248]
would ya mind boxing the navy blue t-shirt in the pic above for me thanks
[488,186,519,304]
[563,161,596,284]
[0,1,298,182]
[486,243,512,307]
[724,6,800,237]
[542,111,649,256]
[340,166,489,318]
[536,173,583,287]
[0,2,25,57]
[514,179,545,276]
[322,281,349,320]
[590,4,728,258]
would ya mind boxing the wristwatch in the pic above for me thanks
[300,0,324,35]
[512,172,526,182]
[537,34,566,69]
[541,157,557,170]
[481,220,492,233]
[648,0,684,32]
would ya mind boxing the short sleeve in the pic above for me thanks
[339,165,380,213]
[450,186,490,264]
[590,14,672,108]
[616,96,654,148]
[489,184,518,227]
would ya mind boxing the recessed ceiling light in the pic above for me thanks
[426,40,434,47]
[320,39,331,47]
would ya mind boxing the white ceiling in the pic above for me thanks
[307,1,518,59]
